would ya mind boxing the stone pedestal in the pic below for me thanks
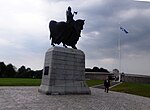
[38,47,91,95]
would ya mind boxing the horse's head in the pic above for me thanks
[75,19,85,31]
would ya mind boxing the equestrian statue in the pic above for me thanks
[49,6,85,49]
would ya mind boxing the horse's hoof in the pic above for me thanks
[51,43,55,47]
[72,46,77,49]
[64,46,67,48]
[63,44,67,48]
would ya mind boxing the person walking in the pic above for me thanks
[104,77,110,93]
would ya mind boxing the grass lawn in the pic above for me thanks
[86,79,103,87]
[0,78,103,87]
[110,82,150,98]
[0,78,41,86]
[1,78,149,98]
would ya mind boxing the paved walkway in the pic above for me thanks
[0,87,150,110]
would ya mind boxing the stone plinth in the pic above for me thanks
[38,47,91,95]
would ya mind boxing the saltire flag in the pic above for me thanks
[120,27,129,34]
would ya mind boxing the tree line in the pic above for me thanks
[0,62,110,78]
[0,62,42,78]
[85,66,109,73]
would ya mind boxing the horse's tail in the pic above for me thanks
[49,20,57,40]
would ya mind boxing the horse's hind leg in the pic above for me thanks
[51,38,55,47]
[51,42,55,47]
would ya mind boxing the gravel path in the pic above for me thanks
[0,87,149,110]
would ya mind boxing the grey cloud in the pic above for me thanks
[1,0,150,74]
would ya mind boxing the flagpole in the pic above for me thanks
[118,28,121,82]
[119,26,128,82]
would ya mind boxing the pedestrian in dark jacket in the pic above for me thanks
[104,77,110,93]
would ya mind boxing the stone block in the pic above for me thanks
[38,47,91,95]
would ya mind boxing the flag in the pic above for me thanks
[120,27,129,34]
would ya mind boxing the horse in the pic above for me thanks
[49,19,85,49]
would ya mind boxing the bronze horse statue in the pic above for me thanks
[49,19,85,49]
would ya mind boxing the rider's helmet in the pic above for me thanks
[68,6,71,11]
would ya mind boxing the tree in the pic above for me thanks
[0,62,6,77]
[16,65,27,78]
[6,64,16,78]
[33,70,43,78]
[18,66,26,73]
[0,62,42,78]
[85,68,92,72]
[99,68,109,73]
[17,66,36,78]
[22,67,33,78]
[92,66,100,72]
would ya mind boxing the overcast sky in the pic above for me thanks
[0,0,150,75]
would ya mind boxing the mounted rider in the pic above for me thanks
[66,6,77,24]
[66,6,79,37]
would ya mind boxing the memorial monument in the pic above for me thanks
[38,6,91,95]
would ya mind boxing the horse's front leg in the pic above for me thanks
[63,43,67,48]
[72,45,77,49]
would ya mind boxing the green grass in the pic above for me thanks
[0,78,102,87]
[86,79,103,87]
[1,78,149,98]
[0,78,41,86]
[110,82,150,98]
